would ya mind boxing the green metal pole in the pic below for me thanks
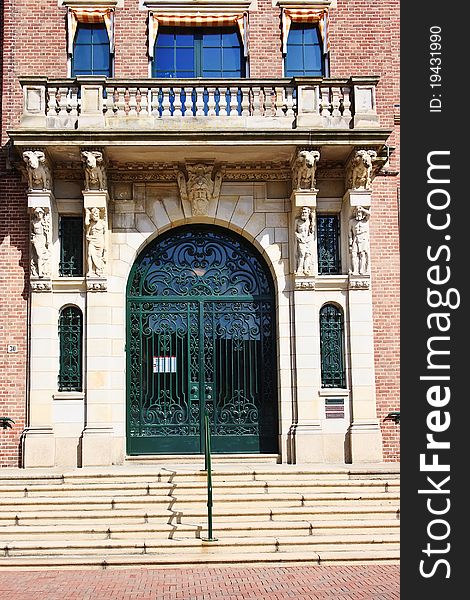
[204,412,217,541]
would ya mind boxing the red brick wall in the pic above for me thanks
[248,0,284,77]
[114,3,148,77]
[0,0,400,464]
[0,159,29,467]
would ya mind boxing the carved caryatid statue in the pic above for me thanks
[81,150,107,191]
[23,150,52,191]
[85,207,107,277]
[350,149,377,190]
[30,207,51,277]
[177,164,223,216]
[292,149,320,191]
[349,205,371,275]
[294,206,315,276]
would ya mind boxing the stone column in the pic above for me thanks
[288,149,324,462]
[23,190,56,466]
[342,154,382,462]
[290,285,324,463]
[80,179,114,465]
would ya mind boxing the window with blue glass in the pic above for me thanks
[72,23,111,77]
[153,27,245,78]
[285,24,324,77]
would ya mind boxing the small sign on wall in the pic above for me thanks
[325,398,345,419]
[7,345,18,354]
[153,356,177,373]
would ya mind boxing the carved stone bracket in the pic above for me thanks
[292,148,321,192]
[22,149,52,192]
[81,149,108,191]
[345,149,378,191]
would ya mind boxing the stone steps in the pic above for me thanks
[0,518,399,541]
[1,534,400,558]
[0,479,399,497]
[0,549,400,570]
[0,493,399,512]
[0,464,400,569]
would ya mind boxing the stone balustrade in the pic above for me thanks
[19,76,379,131]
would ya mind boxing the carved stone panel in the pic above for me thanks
[85,207,107,278]
[348,206,371,275]
[30,206,52,278]
[177,163,223,216]
[294,206,316,276]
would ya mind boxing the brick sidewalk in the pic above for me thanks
[0,565,399,599]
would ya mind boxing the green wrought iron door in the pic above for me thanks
[126,226,278,455]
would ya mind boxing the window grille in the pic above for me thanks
[320,304,346,388]
[58,306,83,392]
[317,215,341,274]
[59,217,83,277]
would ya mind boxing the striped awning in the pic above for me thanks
[281,8,329,54]
[148,13,248,58]
[68,8,114,54]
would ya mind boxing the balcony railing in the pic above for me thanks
[19,76,380,131]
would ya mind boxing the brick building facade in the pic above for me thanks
[0,0,400,468]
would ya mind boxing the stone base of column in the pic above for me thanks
[288,422,324,464]
[22,426,55,467]
[348,419,383,462]
[80,426,114,467]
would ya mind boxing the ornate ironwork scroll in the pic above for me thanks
[317,215,341,275]
[319,304,346,388]
[58,306,83,391]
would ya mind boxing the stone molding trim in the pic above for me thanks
[348,275,370,290]
[86,278,108,292]
[60,1,122,6]
[294,278,316,290]
[30,278,53,292]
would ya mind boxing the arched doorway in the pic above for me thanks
[126,225,278,455]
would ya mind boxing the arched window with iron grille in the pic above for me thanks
[58,306,83,392]
[319,303,346,388]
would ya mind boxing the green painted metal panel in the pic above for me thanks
[126,226,278,455]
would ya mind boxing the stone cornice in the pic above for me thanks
[8,129,392,148]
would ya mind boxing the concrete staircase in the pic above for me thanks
[0,463,400,569]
